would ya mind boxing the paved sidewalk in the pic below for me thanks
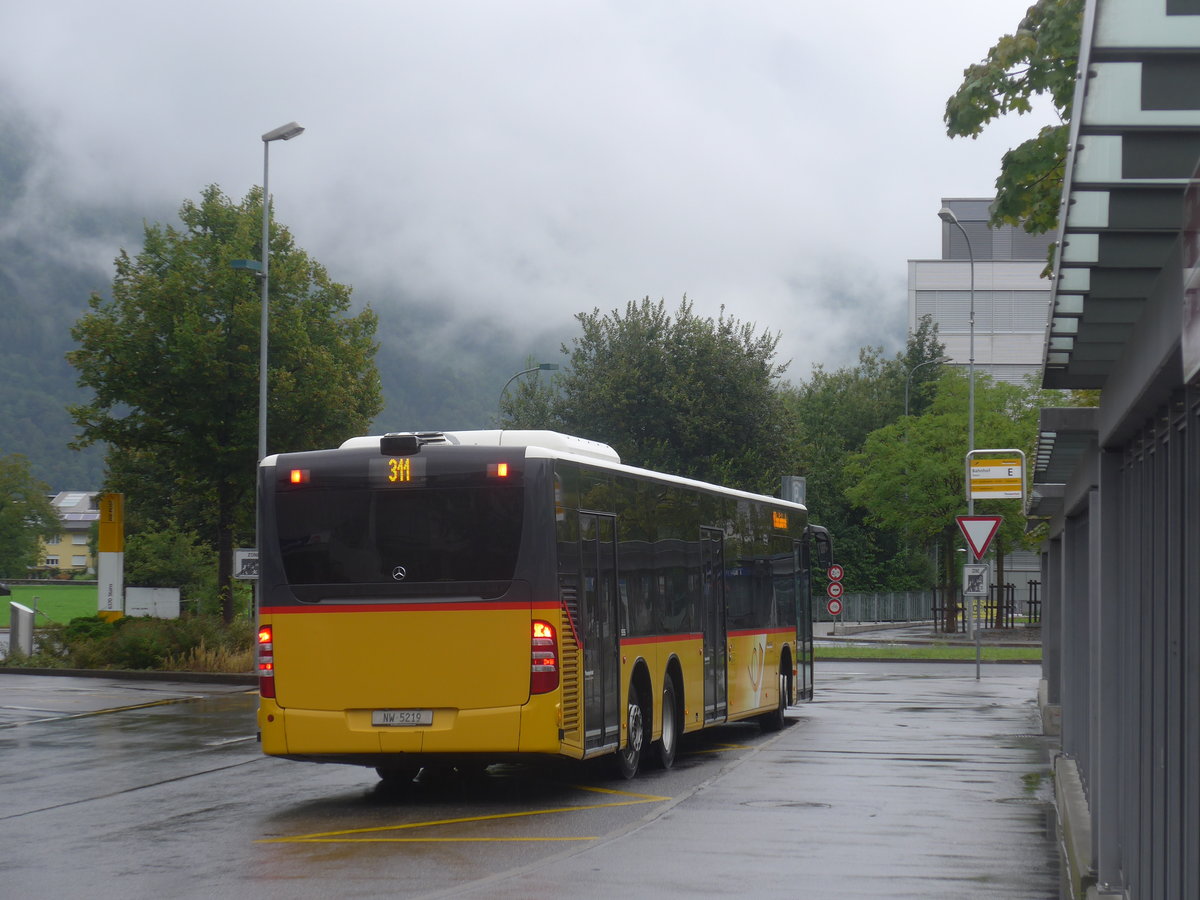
[459,660,1059,899]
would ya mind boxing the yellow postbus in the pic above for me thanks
[256,430,832,783]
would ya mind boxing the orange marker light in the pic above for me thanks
[257,625,276,698]
[289,468,310,484]
[497,462,509,477]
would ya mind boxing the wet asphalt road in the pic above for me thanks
[0,662,1057,899]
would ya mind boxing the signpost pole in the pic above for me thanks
[960,451,1026,680]
[959,515,1002,682]
[976,621,982,680]
[962,562,990,681]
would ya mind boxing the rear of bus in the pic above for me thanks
[255,433,564,774]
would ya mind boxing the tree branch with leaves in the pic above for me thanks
[945,0,1083,246]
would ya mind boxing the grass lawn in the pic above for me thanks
[4,584,99,625]
[817,644,1041,662]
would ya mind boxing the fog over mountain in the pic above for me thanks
[0,1,1057,491]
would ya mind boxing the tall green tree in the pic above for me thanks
[900,315,949,418]
[844,371,1052,589]
[123,524,218,610]
[502,296,795,494]
[945,0,1083,243]
[784,323,947,590]
[69,186,383,621]
[0,454,59,578]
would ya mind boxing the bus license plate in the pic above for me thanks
[372,709,433,727]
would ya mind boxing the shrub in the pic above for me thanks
[4,613,254,672]
[63,615,119,643]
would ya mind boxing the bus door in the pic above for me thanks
[795,540,813,701]
[701,527,728,723]
[799,526,832,701]
[580,512,621,750]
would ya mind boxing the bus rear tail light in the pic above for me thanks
[530,620,559,694]
[257,624,276,699]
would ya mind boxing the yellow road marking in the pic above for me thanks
[260,785,670,844]
[272,836,597,843]
[260,743,755,846]
[568,784,670,801]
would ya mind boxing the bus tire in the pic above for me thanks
[616,682,643,779]
[653,676,679,770]
[759,672,789,733]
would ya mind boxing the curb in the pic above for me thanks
[0,666,257,686]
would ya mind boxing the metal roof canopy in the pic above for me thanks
[1028,407,1098,520]
[1043,1,1200,391]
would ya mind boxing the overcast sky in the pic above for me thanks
[0,0,1056,378]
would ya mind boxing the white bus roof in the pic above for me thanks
[339,430,621,463]
[335,430,804,513]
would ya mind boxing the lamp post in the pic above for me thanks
[904,356,952,418]
[258,121,305,462]
[499,363,559,416]
[939,207,983,673]
[937,206,976,514]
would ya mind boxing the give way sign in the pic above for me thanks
[957,515,1003,561]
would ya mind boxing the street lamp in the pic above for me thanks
[937,206,976,514]
[499,363,559,415]
[904,356,952,417]
[258,121,305,462]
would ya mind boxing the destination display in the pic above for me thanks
[370,455,428,486]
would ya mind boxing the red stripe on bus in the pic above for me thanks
[620,633,704,647]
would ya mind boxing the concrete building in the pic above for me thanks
[908,197,1054,386]
[1027,1,1200,897]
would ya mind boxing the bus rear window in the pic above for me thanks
[275,486,524,585]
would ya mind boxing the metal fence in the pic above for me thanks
[814,591,933,624]
[822,584,1039,630]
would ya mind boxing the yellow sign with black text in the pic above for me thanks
[969,458,1023,499]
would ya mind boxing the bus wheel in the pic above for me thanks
[759,672,789,733]
[654,676,679,769]
[616,682,643,779]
